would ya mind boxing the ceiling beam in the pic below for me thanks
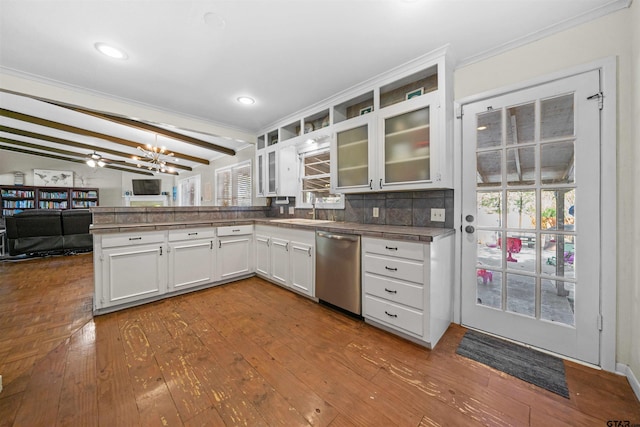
[0,88,236,157]
[0,145,158,176]
[0,125,192,172]
[55,104,237,157]
[0,108,210,165]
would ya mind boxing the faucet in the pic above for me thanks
[309,193,316,220]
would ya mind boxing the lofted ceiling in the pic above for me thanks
[0,0,630,175]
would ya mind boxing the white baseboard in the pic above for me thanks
[617,363,640,402]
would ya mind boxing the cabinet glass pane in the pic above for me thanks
[268,151,276,193]
[337,124,369,188]
[257,154,264,195]
[384,107,430,184]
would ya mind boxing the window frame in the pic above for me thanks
[214,160,252,207]
[296,142,345,210]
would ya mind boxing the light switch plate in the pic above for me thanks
[373,207,379,218]
[431,208,445,222]
[279,206,284,214]
[288,206,295,215]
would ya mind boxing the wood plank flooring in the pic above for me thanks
[0,253,638,426]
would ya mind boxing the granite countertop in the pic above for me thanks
[91,218,455,242]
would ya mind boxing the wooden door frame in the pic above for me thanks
[452,57,617,372]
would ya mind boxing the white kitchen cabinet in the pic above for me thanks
[95,231,167,311]
[290,240,314,296]
[255,233,271,276]
[168,228,216,292]
[217,225,254,281]
[362,234,454,348]
[270,237,289,286]
[333,91,445,193]
[264,145,298,197]
[256,151,266,197]
[254,225,315,298]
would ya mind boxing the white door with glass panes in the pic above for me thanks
[461,71,601,364]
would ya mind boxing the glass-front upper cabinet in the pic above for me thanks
[331,114,376,193]
[377,91,440,191]
[256,151,265,197]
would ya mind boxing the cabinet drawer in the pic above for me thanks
[364,254,424,284]
[363,238,424,261]
[101,232,165,248]
[217,225,253,236]
[364,295,423,337]
[364,273,424,310]
[168,228,215,241]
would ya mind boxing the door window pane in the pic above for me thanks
[541,233,575,280]
[507,190,536,229]
[507,147,535,186]
[541,279,575,326]
[476,269,502,309]
[541,189,575,231]
[477,230,503,269]
[477,110,502,149]
[506,273,536,317]
[541,94,574,139]
[477,150,502,187]
[506,102,535,145]
[505,232,536,274]
[477,192,503,228]
[541,141,575,184]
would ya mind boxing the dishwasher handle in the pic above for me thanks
[316,231,359,242]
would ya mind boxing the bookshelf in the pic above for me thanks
[1,185,99,217]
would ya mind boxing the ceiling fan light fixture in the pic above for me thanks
[97,160,105,167]
[86,159,96,167]
[94,42,128,60]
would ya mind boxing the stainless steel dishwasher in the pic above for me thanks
[315,231,361,316]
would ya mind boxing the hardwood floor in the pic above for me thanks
[0,254,638,426]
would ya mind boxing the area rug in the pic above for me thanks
[456,329,569,398]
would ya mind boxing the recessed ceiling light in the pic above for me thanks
[94,42,128,60]
[237,96,255,105]
[477,125,488,130]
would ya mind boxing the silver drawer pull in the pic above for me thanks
[385,311,398,318]
[385,246,398,251]
[385,266,398,271]
[232,229,240,232]
[384,288,397,294]
[129,237,142,241]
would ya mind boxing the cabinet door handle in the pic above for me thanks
[307,247,312,257]
[385,246,398,251]
[385,266,398,271]
[159,246,163,256]
[384,288,397,294]
[210,241,213,249]
[129,237,142,241]
[379,178,383,189]
[385,311,398,318]
[369,179,373,190]
[218,240,222,249]
[285,242,289,252]
[267,238,270,247]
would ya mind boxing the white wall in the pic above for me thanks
[454,5,637,372]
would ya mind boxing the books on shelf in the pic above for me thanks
[1,186,99,217]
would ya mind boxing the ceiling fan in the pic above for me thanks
[85,151,128,168]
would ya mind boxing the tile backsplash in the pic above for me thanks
[268,190,454,229]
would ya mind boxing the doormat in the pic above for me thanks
[456,329,569,398]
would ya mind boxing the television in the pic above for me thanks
[132,179,161,195]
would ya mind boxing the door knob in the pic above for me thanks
[465,225,475,233]
[465,214,474,222]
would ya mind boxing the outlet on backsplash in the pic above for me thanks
[372,207,379,218]
[288,206,295,215]
[431,208,445,222]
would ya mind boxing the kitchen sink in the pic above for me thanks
[269,218,335,225]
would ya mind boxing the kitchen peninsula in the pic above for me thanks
[91,206,455,348]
